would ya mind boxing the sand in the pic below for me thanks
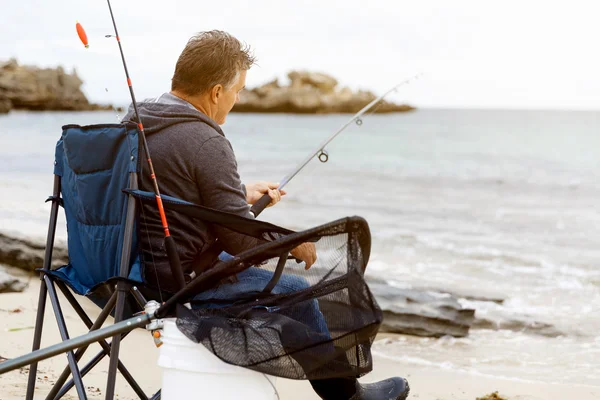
[0,266,598,400]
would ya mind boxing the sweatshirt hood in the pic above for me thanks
[122,92,224,136]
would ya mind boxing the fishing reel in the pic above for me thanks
[143,300,165,347]
[317,150,329,163]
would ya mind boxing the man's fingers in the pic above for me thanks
[304,254,316,270]
[266,189,282,208]
[258,181,279,192]
[303,244,317,269]
[290,242,317,269]
[269,189,281,202]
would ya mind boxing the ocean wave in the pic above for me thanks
[372,332,600,387]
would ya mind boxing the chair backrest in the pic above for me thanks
[52,123,142,294]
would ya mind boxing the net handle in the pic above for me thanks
[262,251,289,293]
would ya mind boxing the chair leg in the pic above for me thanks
[25,278,49,400]
[27,175,61,400]
[53,331,132,400]
[44,276,88,400]
[51,283,148,400]
[105,281,130,400]
[45,289,117,400]
[53,350,104,400]
[131,286,148,308]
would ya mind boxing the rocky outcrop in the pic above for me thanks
[0,59,116,113]
[0,265,27,293]
[0,97,11,113]
[371,278,562,338]
[233,71,415,114]
[472,314,563,337]
[0,233,68,273]
[370,281,475,338]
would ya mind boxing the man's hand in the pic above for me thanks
[245,181,287,207]
[291,242,317,270]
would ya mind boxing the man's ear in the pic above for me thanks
[210,84,223,104]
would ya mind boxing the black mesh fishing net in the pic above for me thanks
[175,216,383,380]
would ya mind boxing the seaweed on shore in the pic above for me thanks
[476,391,508,400]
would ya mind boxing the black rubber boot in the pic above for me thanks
[350,377,410,400]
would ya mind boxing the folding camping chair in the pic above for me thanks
[26,122,165,400]
[25,122,383,400]
[26,121,287,399]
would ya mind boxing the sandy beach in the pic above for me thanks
[1,265,597,400]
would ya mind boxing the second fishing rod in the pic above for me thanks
[249,74,421,218]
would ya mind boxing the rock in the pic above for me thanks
[235,85,325,114]
[415,285,505,304]
[0,265,27,293]
[371,280,562,338]
[369,282,475,338]
[233,70,415,114]
[472,316,563,337]
[0,233,68,273]
[254,78,280,97]
[288,71,338,93]
[0,58,115,112]
[0,97,11,114]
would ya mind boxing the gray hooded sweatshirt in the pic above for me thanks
[123,93,260,293]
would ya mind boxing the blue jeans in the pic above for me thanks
[192,266,330,338]
[193,267,360,399]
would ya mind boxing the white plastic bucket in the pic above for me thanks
[157,318,278,400]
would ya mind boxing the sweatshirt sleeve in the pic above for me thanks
[193,135,263,255]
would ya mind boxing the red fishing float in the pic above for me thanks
[75,21,89,48]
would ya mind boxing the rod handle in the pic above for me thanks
[249,193,272,218]
[165,235,186,290]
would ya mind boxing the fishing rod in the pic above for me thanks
[249,74,421,218]
[96,0,186,290]
[0,313,152,375]
[0,247,250,375]
[69,4,186,399]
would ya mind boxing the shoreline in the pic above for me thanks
[1,266,598,400]
[0,108,413,116]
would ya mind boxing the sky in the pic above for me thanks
[1,0,599,110]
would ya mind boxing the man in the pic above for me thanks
[124,30,409,400]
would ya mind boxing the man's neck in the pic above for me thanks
[170,90,214,119]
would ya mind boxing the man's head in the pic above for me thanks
[171,30,255,124]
